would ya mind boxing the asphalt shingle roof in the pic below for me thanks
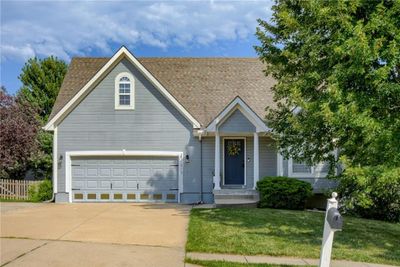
[50,57,276,127]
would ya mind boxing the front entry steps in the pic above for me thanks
[213,189,259,208]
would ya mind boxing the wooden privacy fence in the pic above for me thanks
[0,179,41,200]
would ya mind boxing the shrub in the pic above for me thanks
[337,166,400,222]
[28,179,53,202]
[257,176,313,210]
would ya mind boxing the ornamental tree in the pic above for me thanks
[0,90,39,179]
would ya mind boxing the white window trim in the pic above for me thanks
[288,158,328,178]
[222,137,247,186]
[65,150,184,203]
[115,72,135,110]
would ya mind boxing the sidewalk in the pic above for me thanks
[186,252,397,267]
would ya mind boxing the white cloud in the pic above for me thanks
[0,1,273,62]
[1,44,35,61]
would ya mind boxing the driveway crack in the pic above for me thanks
[1,240,49,267]
[56,205,116,240]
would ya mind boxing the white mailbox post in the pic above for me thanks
[319,192,343,267]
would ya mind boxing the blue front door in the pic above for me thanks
[224,139,245,185]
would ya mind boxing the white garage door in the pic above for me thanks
[71,156,179,202]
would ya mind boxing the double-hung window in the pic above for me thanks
[288,159,329,178]
[115,72,134,110]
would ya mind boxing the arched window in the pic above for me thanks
[115,72,134,110]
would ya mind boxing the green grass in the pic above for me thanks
[186,208,400,266]
[0,198,36,202]
[186,258,310,267]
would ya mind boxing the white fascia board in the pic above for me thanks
[44,46,201,131]
[67,150,183,157]
[206,97,271,133]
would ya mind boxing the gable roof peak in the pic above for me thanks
[45,48,276,130]
[44,46,201,130]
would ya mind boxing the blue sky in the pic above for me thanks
[1,0,273,94]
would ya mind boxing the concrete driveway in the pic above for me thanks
[0,202,191,267]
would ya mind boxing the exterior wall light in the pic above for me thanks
[185,145,194,163]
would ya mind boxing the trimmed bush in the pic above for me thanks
[28,179,53,202]
[337,166,400,222]
[257,176,313,210]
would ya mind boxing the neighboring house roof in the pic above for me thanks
[49,51,276,128]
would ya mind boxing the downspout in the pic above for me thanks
[200,137,203,203]
[47,126,57,203]
[198,130,205,204]
[46,193,56,203]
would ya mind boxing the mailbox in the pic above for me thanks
[327,207,343,231]
[319,192,342,267]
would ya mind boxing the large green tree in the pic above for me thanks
[256,0,400,168]
[17,57,68,179]
[255,0,400,221]
[18,56,67,123]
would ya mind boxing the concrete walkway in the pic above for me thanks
[186,252,398,267]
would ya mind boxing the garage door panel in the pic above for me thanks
[72,180,84,189]
[99,168,111,176]
[112,168,124,176]
[71,156,179,202]
[100,181,111,188]
[87,180,98,188]
[139,168,151,176]
[126,180,137,188]
[72,168,85,177]
[87,168,98,176]
[126,168,138,176]
[112,180,124,188]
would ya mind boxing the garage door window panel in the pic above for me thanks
[87,193,97,200]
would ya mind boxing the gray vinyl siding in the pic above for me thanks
[219,109,256,133]
[181,137,215,204]
[201,138,215,193]
[246,137,254,188]
[259,137,277,178]
[57,58,202,201]
[282,159,337,193]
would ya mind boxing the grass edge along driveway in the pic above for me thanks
[186,208,399,266]
[186,258,311,267]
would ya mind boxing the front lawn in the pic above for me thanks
[186,208,400,266]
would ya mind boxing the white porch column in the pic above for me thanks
[214,131,221,190]
[253,132,259,189]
